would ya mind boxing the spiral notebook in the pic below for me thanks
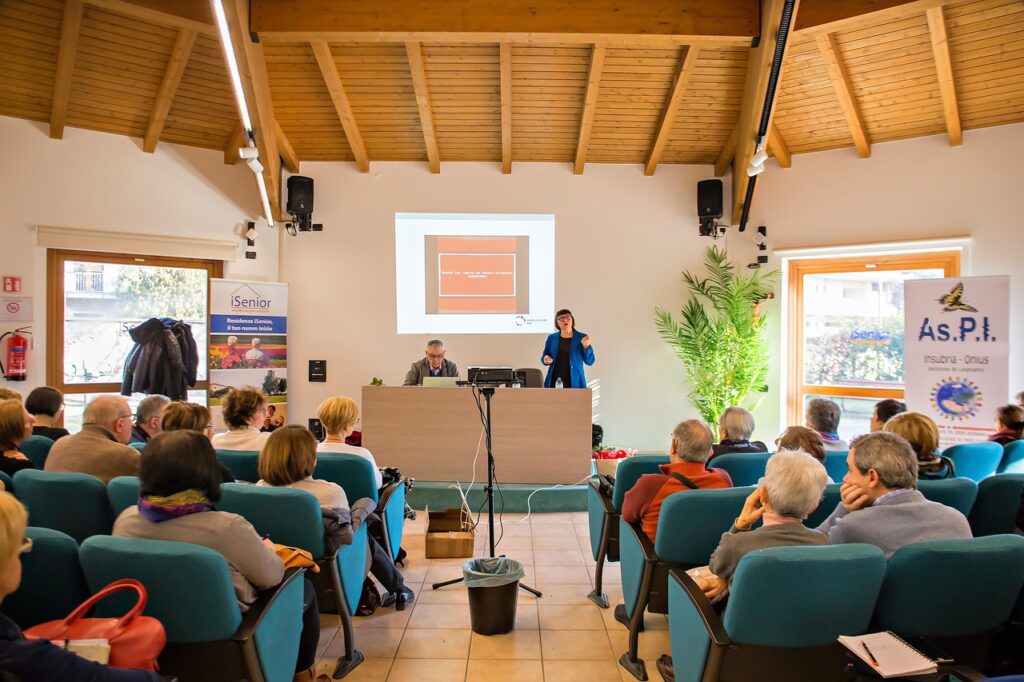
[838,632,937,678]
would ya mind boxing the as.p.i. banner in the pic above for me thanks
[904,276,1009,448]
[209,280,288,431]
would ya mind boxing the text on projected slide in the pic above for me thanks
[428,236,529,314]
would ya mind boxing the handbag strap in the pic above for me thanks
[669,472,699,489]
[62,578,147,630]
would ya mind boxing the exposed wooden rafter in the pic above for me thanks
[926,5,962,146]
[224,125,245,165]
[645,46,701,176]
[84,0,216,35]
[767,122,792,168]
[794,0,947,35]
[311,40,370,172]
[405,41,441,173]
[50,0,84,140]
[715,126,739,177]
[499,42,513,174]
[276,121,300,173]
[574,43,606,175]
[143,28,197,153]
[816,32,871,158]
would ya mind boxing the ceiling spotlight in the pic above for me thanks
[244,223,257,241]
[746,163,765,177]
[239,147,259,160]
[750,148,769,167]
[246,157,263,174]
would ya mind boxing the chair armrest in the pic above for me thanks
[629,520,658,564]
[668,568,730,647]
[589,478,615,515]
[377,478,404,512]
[234,567,306,641]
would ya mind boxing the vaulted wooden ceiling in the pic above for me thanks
[1,0,1022,222]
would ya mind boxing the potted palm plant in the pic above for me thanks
[656,245,778,429]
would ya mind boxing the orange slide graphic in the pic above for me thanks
[436,237,519,313]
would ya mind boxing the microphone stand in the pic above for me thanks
[432,385,542,598]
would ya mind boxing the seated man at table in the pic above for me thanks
[403,339,459,385]
[816,432,971,558]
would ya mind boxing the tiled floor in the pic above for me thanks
[314,511,671,681]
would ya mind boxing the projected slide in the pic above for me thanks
[396,213,554,334]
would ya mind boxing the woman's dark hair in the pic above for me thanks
[25,386,64,417]
[874,399,906,425]
[554,308,575,331]
[140,430,223,502]
[221,386,267,429]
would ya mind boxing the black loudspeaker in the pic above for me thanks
[287,175,314,214]
[697,179,723,219]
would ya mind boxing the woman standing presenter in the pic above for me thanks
[542,309,595,388]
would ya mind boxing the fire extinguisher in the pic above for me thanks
[0,327,31,382]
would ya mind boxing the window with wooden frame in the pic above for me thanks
[46,250,222,431]
[787,251,960,440]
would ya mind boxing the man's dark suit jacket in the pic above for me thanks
[403,357,459,385]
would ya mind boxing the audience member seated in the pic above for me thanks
[700,450,829,603]
[130,395,169,444]
[160,402,235,483]
[884,412,953,480]
[622,420,732,543]
[710,407,767,459]
[211,387,271,451]
[0,491,166,681]
[774,426,831,481]
[257,426,414,610]
[816,432,971,558]
[870,398,906,432]
[24,387,69,441]
[315,396,382,489]
[45,396,139,484]
[260,405,280,433]
[1016,390,1024,407]
[0,389,21,402]
[113,431,321,679]
[988,404,1024,446]
[806,398,848,451]
[0,399,36,477]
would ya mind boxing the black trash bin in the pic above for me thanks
[463,557,525,635]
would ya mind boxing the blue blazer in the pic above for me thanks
[541,329,595,388]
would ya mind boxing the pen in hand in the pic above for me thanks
[861,641,880,667]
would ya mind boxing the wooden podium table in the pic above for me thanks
[361,386,592,484]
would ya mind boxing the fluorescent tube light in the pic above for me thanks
[210,0,253,133]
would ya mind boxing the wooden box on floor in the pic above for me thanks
[425,508,475,559]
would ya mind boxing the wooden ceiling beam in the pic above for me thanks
[276,121,301,173]
[143,27,197,153]
[794,0,947,35]
[405,41,441,174]
[224,125,245,165]
[816,32,871,158]
[500,42,513,175]
[715,126,738,177]
[926,5,962,146]
[767,121,792,168]
[645,46,700,176]
[311,40,370,172]
[574,43,606,175]
[50,0,84,140]
[84,0,216,36]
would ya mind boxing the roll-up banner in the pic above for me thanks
[209,280,288,431]
[904,276,1009,449]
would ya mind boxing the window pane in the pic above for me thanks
[63,260,208,385]
[63,390,208,434]
[802,269,943,388]
[802,394,877,445]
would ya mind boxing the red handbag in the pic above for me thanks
[24,578,166,670]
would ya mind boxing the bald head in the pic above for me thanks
[670,420,714,463]
[84,395,133,443]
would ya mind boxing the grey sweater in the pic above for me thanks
[709,522,829,583]
[816,488,972,558]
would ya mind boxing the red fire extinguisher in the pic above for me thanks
[0,327,31,382]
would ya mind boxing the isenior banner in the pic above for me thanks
[209,279,288,432]
[904,276,1009,449]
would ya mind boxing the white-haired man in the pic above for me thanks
[403,339,459,386]
[46,395,140,484]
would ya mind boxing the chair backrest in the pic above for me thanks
[214,449,261,483]
[723,544,887,647]
[514,367,544,388]
[218,482,326,558]
[823,450,849,482]
[129,442,146,452]
[13,469,113,543]
[875,535,1024,637]
[942,441,1004,482]
[999,440,1024,474]
[803,483,842,529]
[79,535,243,642]
[107,476,141,517]
[916,477,978,516]
[654,487,756,564]
[0,470,13,494]
[0,527,89,629]
[611,455,669,511]
[969,474,1024,536]
[708,452,772,487]
[314,452,379,503]
[18,435,54,468]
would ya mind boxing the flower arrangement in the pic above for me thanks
[592,447,637,460]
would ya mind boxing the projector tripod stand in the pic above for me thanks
[431,385,542,598]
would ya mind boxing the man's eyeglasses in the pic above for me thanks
[20,537,32,555]
[426,353,445,360]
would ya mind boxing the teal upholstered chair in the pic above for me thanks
[917,477,978,516]
[587,455,668,608]
[666,544,887,682]
[942,441,1003,482]
[13,470,113,543]
[215,449,261,482]
[708,452,773,487]
[803,483,841,529]
[0,527,89,629]
[0,470,13,494]
[80,535,305,682]
[823,450,849,483]
[218,482,367,677]
[315,452,406,562]
[129,442,146,452]
[968,474,1024,536]
[17,435,54,469]
[998,441,1024,474]
[107,476,141,517]
[617,486,754,680]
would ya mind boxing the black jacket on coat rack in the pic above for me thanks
[121,317,199,400]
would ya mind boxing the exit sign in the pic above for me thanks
[2,277,21,293]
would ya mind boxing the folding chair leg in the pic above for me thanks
[588,513,612,608]
[618,565,653,681]
[329,563,364,679]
